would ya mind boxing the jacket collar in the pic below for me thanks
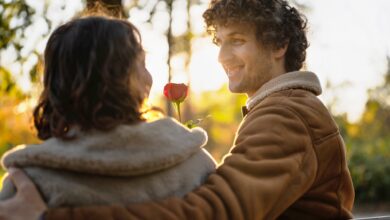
[2,118,208,176]
[244,71,322,115]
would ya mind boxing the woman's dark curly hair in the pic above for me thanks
[33,16,146,140]
[203,0,308,72]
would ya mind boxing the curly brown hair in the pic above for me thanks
[203,0,308,72]
[34,16,146,140]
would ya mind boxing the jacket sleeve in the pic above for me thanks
[45,105,318,220]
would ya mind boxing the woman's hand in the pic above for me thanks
[0,168,47,220]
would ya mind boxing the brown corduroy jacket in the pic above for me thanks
[45,71,354,220]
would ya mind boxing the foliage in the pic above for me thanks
[0,67,23,98]
[0,0,70,86]
[186,86,246,163]
[0,0,35,53]
[0,67,37,155]
[336,58,390,202]
[0,96,39,155]
[0,67,39,159]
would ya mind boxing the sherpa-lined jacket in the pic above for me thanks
[45,71,354,219]
[0,118,216,207]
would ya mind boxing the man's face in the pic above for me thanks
[215,23,280,97]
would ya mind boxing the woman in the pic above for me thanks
[0,16,216,207]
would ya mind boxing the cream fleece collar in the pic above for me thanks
[2,118,208,177]
[246,71,322,111]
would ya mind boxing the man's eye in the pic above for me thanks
[232,39,245,45]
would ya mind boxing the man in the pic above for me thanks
[1,0,354,219]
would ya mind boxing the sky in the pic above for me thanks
[2,0,390,122]
[301,0,390,121]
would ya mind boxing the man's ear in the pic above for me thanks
[273,43,288,59]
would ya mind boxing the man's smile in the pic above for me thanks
[224,65,244,78]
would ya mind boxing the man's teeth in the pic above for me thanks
[227,67,240,76]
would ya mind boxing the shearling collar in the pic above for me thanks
[2,118,208,177]
[246,71,322,111]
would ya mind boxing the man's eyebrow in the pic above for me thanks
[226,31,246,36]
[217,32,246,40]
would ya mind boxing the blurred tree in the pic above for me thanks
[0,67,39,161]
[0,0,35,58]
[0,0,76,87]
[190,85,246,162]
[0,0,38,154]
[125,0,204,116]
[0,0,80,168]
[336,56,390,203]
[0,0,41,87]
[86,0,126,18]
[0,67,23,98]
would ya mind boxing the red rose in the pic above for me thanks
[163,83,188,103]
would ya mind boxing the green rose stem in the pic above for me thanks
[174,102,182,123]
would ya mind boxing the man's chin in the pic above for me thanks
[228,84,245,94]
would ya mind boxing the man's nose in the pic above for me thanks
[218,44,233,64]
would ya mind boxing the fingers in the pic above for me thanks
[7,168,48,213]
[8,168,36,195]
[0,168,47,220]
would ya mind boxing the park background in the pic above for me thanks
[1,0,390,216]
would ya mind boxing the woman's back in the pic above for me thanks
[1,118,215,207]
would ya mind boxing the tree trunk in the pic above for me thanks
[86,0,126,18]
[166,0,174,117]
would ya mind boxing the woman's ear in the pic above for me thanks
[273,43,288,59]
